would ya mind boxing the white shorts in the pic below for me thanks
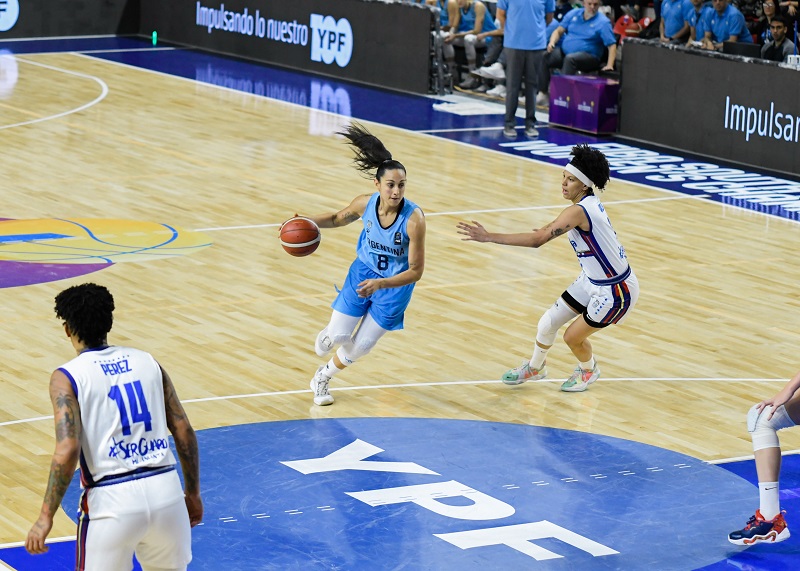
[77,469,191,571]
[564,270,639,327]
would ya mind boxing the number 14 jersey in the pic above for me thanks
[59,346,176,487]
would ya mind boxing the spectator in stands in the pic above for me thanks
[701,0,754,49]
[538,0,617,107]
[751,0,780,44]
[443,0,498,88]
[761,14,797,59]
[686,0,714,43]
[495,0,555,139]
[469,46,507,94]
[660,0,692,41]
[462,13,506,90]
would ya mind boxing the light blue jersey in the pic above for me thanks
[357,193,420,278]
[331,193,423,331]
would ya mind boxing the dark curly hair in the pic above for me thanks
[570,144,611,192]
[54,283,114,348]
[337,122,406,180]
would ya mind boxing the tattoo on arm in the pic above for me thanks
[342,211,360,225]
[162,370,200,495]
[542,222,571,241]
[43,460,76,514]
[54,393,79,442]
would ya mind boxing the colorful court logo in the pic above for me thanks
[0,218,211,288]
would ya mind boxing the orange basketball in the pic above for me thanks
[279,216,321,257]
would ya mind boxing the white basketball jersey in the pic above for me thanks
[567,195,631,285]
[59,346,176,487]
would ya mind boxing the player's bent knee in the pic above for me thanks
[337,337,377,365]
[749,403,796,451]
[536,311,558,346]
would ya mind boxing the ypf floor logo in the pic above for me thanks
[309,14,353,67]
[0,0,20,32]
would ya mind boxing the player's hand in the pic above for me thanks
[356,279,383,297]
[25,516,53,554]
[456,220,490,242]
[185,493,204,527]
[757,387,795,419]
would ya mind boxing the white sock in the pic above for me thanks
[580,357,596,371]
[759,481,780,520]
[323,360,343,378]
[529,346,549,370]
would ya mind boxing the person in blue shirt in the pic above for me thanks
[660,0,691,42]
[538,0,617,104]
[685,0,714,44]
[443,0,498,87]
[497,0,555,139]
[299,123,427,406]
[701,0,754,49]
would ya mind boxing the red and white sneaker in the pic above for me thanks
[728,510,790,546]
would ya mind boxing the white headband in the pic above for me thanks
[565,163,594,189]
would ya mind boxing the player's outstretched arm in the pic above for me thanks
[457,205,586,248]
[161,366,203,527]
[307,193,371,229]
[26,370,81,555]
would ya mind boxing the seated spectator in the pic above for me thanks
[751,0,780,45]
[701,0,754,50]
[660,0,692,42]
[686,0,714,43]
[760,14,797,59]
[462,10,505,90]
[469,47,507,93]
[442,0,498,88]
[538,0,617,106]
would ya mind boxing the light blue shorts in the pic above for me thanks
[331,258,415,331]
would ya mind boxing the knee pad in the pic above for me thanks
[336,337,377,366]
[535,300,578,346]
[748,404,796,451]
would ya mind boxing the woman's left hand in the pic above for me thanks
[357,279,383,297]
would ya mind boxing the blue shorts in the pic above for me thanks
[331,258,415,331]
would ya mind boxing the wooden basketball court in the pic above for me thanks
[2,48,800,557]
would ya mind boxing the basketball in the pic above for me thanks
[279,216,321,257]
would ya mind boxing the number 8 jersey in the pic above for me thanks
[59,346,176,487]
[356,193,420,277]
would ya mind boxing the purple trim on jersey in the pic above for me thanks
[589,265,631,286]
[578,203,594,232]
[89,465,176,488]
[59,367,79,399]
[576,227,617,278]
[76,494,89,571]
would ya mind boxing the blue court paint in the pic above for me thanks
[44,419,757,570]
[0,233,71,243]
[696,455,800,571]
